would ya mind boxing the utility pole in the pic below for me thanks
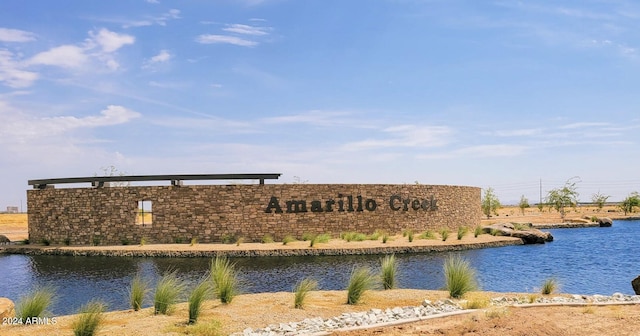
[539,179,542,205]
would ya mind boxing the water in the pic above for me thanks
[1,220,638,315]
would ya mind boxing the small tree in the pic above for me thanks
[536,202,544,213]
[619,192,640,215]
[518,195,530,215]
[591,191,610,211]
[481,187,501,219]
[545,177,580,219]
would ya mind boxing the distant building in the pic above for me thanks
[6,206,19,213]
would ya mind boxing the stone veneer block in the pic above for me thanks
[28,184,481,246]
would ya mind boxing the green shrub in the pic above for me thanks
[316,233,331,243]
[440,228,450,241]
[154,271,186,315]
[489,228,501,236]
[261,234,274,244]
[92,236,100,246]
[541,278,559,295]
[221,234,235,244]
[40,238,50,246]
[419,230,436,239]
[282,235,295,245]
[121,238,130,246]
[293,277,318,309]
[174,237,184,244]
[72,300,106,336]
[474,226,483,238]
[190,238,198,246]
[512,223,529,231]
[63,237,71,246]
[139,237,146,246]
[367,230,383,240]
[16,286,55,319]
[444,254,478,298]
[346,266,376,304]
[341,232,367,242]
[590,216,598,222]
[188,277,212,324]
[380,254,397,290]
[210,256,240,304]
[301,233,314,241]
[129,273,148,311]
[235,237,244,246]
[457,227,468,240]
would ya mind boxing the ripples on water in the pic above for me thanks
[1,220,638,315]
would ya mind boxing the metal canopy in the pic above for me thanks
[28,173,282,189]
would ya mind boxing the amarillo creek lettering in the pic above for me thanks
[265,195,438,213]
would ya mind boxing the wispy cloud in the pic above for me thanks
[195,34,257,47]
[0,27,36,42]
[223,24,270,36]
[262,110,361,127]
[88,28,135,53]
[492,128,542,137]
[28,45,89,69]
[94,9,181,29]
[0,104,140,144]
[418,144,529,159]
[196,21,272,47]
[343,125,452,151]
[143,49,172,70]
[559,122,610,129]
[25,28,134,73]
[0,50,39,88]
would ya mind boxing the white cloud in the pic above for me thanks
[263,110,353,127]
[0,27,36,42]
[223,24,270,36]
[0,50,39,87]
[418,144,529,159]
[492,128,542,137]
[559,122,610,129]
[150,50,171,63]
[195,34,257,47]
[0,105,141,144]
[28,45,89,68]
[89,28,135,53]
[343,125,452,151]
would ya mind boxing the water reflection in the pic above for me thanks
[0,220,638,315]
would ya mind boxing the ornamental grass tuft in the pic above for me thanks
[210,256,240,304]
[474,226,483,238]
[282,235,295,245]
[293,277,318,309]
[440,228,450,241]
[541,277,559,295]
[457,227,468,240]
[129,273,149,311]
[154,271,186,315]
[380,254,397,290]
[346,266,376,304]
[72,300,106,336]
[16,286,56,320]
[188,277,212,324]
[444,254,478,298]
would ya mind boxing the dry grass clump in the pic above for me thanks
[380,254,398,290]
[72,300,106,336]
[346,266,376,304]
[16,286,56,320]
[444,254,478,298]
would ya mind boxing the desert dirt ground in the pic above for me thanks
[1,206,639,335]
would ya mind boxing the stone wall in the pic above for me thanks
[28,184,481,246]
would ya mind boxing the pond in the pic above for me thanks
[1,220,638,315]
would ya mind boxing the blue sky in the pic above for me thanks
[1,0,640,209]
